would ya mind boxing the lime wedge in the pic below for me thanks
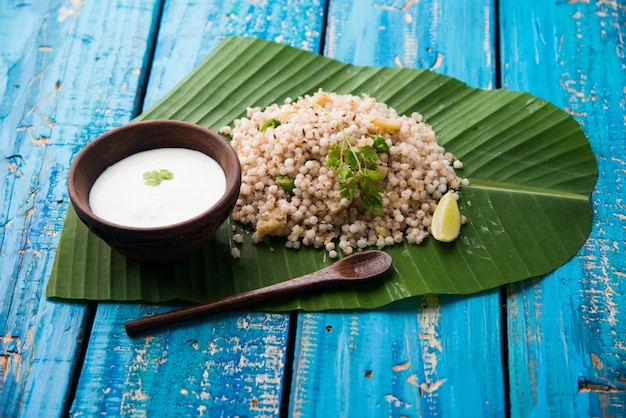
[430,191,461,242]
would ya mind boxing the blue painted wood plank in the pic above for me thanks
[69,0,328,416]
[288,1,506,416]
[292,295,505,417]
[143,0,328,109]
[0,1,162,416]
[73,305,291,416]
[500,1,626,416]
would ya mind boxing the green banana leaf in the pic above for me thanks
[46,37,597,310]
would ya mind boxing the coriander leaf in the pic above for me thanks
[158,169,173,180]
[143,169,174,186]
[360,146,379,170]
[327,144,341,167]
[361,190,384,214]
[364,169,384,183]
[340,178,359,199]
[336,164,353,183]
[361,175,385,214]
[369,134,390,153]
[343,147,361,171]
[361,175,384,196]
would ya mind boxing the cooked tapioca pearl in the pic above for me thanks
[223,90,469,255]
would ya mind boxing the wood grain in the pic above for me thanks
[1,0,623,416]
[0,1,161,416]
[500,1,626,416]
[288,1,506,416]
[67,0,327,416]
[142,0,327,109]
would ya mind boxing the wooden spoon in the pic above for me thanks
[125,250,392,336]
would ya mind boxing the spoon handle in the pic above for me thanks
[125,265,363,336]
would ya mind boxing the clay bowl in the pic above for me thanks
[68,120,241,262]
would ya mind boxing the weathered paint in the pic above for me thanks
[72,305,291,416]
[0,1,161,416]
[68,0,327,416]
[143,0,327,109]
[1,0,624,416]
[291,294,505,417]
[288,1,506,416]
[501,1,626,416]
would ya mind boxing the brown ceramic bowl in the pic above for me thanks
[68,120,241,262]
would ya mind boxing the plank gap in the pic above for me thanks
[279,311,299,418]
[500,285,512,417]
[62,301,98,416]
[133,0,167,116]
[494,0,503,90]
[495,2,510,415]
[318,0,331,55]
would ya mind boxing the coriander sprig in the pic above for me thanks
[313,104,389,214]
[326,132,386,215]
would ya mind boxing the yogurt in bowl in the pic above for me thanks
[67,120,241,262]
[89,148,227,228]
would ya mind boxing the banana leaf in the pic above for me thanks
[46,37,597,310]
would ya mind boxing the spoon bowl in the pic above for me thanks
[125,250,392,336]
[329,249,393,279]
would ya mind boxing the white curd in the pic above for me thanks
[89,148,226,228]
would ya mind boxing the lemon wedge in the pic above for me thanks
[430,190,461,242]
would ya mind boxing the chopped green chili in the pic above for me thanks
[261,118,281,132]
[276,176,296,193]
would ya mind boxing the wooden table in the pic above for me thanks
[1,1,624,416]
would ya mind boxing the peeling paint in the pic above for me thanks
[429,52,443,70]
[58,0,84,23]
[406,373,419,387]
[375,0,421,12]
[420,378,447,393]
[591,353,604,370]
[0,334,23,383]
[416,294,444,406]
[392,361,411,372]
[483,4,492,68]
[379,393,412,408]
[348,314,359,350]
